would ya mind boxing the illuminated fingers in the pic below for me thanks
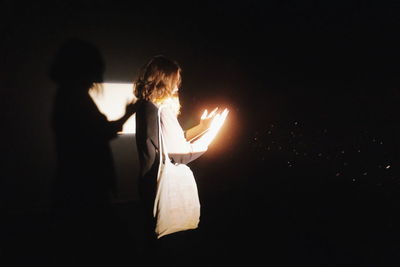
[208,107,219,118]
[210,108,228,131]
[201,109,208,120]
[200,108,229,145]
[201,107,219,121]
[220,108,229,123]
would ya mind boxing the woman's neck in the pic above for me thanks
[156,96,181,116]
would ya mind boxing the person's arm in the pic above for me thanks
[185,108,219,142]
[160,107,207,165]
[135,101,160,178]
[109,100,142,133]
[185,124,207,142]
[160,106,228,164]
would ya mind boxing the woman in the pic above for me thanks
[134,55,227,266]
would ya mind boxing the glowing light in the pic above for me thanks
[89,83,136,134]
[201,108,229,145]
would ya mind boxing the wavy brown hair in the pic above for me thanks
[134,55,181,104]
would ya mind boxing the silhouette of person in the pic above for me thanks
[49,38,140,265]
[49,38,138,220]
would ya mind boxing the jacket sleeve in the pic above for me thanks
[135,101,160,178]
[160,107,206,165]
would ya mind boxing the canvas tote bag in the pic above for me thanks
[153,107,201,238]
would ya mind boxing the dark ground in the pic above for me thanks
[2,1,400,266]
[2,148,400,267]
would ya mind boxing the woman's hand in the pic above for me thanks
[199,108,229,146]
[199,107,218,132]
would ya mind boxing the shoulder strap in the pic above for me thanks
[153,106,176,218]
[157,106,170,166]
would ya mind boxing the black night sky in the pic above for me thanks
[1,1,400,266]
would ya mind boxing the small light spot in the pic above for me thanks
[386,165,391,169]
[336,173,341,177]
[363,172,368,176]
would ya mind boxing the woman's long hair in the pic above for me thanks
[134,56,182,112]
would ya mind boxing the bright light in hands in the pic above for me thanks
[200,107,219,130]
[201,107,218,120]
[200,108,229,146]
[201,110,208,120]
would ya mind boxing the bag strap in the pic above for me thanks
[157,106,170,165]
[153,107,163,218]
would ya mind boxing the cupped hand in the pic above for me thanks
[200,108,229,146]
[200,107,219,131]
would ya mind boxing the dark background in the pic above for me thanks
[1,1,399,266]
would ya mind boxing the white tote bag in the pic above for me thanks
[153,107,201,239]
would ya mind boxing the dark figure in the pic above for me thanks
[49,39,138,265]
[50,38,136,214]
